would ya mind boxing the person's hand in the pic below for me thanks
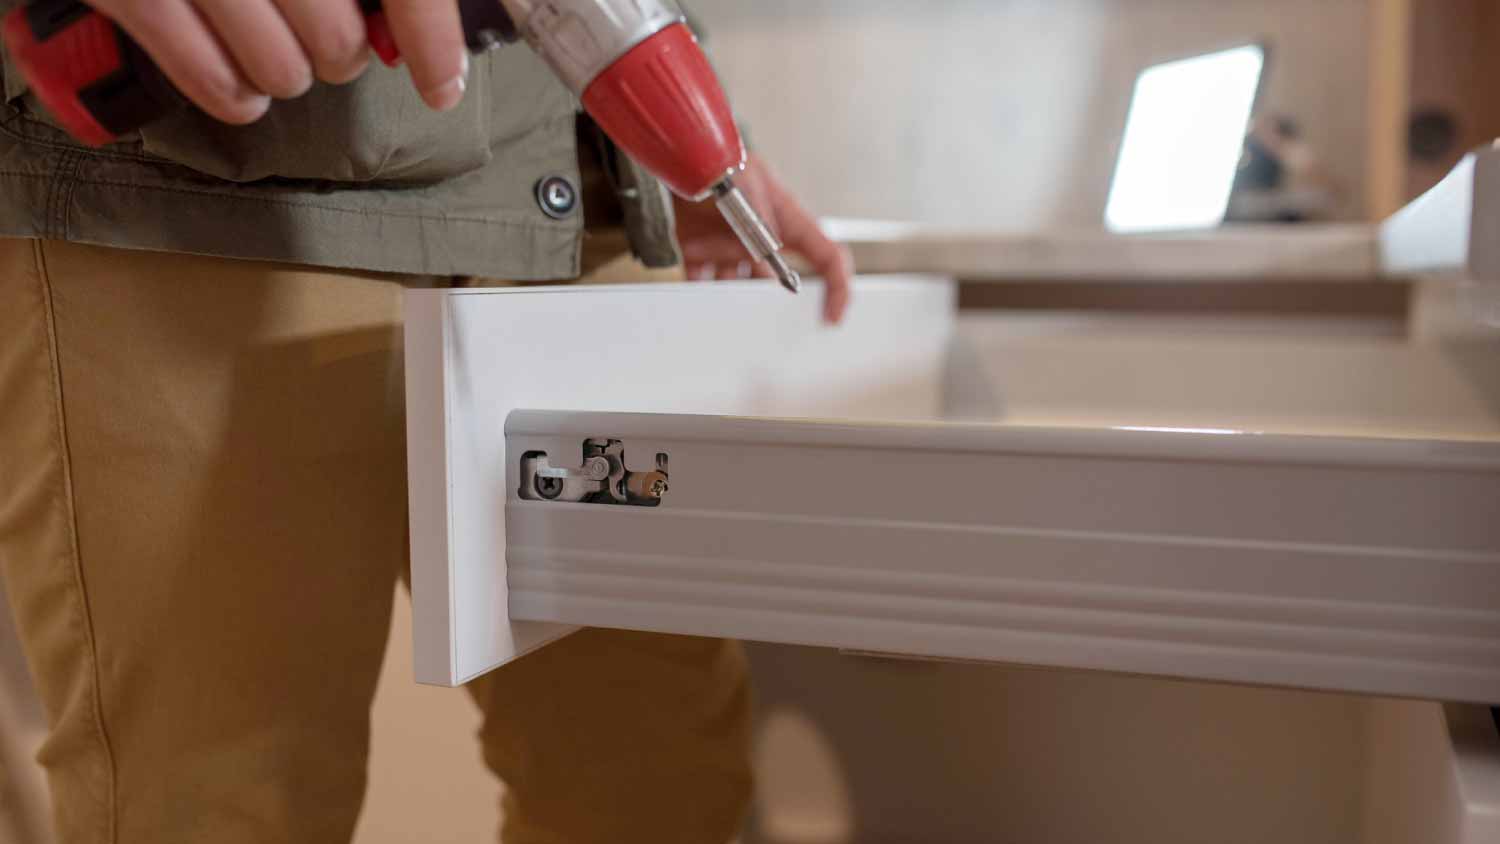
[675,154,854,325]
[86,0,468,125]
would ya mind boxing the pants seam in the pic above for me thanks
[32,240,119,844]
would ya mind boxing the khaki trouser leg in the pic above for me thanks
[0,238,410,843]
[469,630,753,844]
[0,238,751,844]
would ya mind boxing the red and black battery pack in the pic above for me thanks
[1,0,516,147]
[2,0,179,146]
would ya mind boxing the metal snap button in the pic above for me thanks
[535,176,578,219]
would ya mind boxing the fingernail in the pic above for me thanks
[424,75,465,111]
[423,54,469,111]
[226,93,273,126]
[287,72,315,100]
[337,52,372,85]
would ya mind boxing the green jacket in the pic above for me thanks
[0,15,679,279]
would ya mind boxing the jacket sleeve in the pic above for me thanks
[0,0,26,102]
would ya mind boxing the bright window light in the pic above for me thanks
[1105,45,1265,234]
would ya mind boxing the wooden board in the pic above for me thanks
[826,220,1382,282]
[1382,143,1500,281]
[404,278,956,685]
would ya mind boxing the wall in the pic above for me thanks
[1361,700,1464,844]
[747,646,1368,844]
[1365,0,1411,220]
[1406,0,1500,198]
[1492,7,1500,144]
[689,0,1371,228]
[0,579,51,844]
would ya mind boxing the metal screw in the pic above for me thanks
[627,471,670,500]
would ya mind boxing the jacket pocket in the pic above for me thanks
[138,64,493,184]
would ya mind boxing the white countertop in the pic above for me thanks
[826,219,1383,282]
[1382,143,1499,281]
[826,144,1498,285]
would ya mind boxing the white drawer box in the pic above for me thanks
[406,279,1500,701]
[403,275,1499,843]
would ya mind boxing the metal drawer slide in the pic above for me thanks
[507,410,1500,704]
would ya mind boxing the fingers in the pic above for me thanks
[683,224,848,321]
[189,0,311,100]
[680,238,740,270]
[683,241,768,283]
[769,205,850,322]
[766,170,854,324]
[678,156,855,324]
[382,0,469,110]
[818,243,855,325]
[98,0,371,129]
[98,0,270,125]
[101,0,458,127]
[273,0,371,85]
[685,255,775,283]
[716,260,753,281]
[792,233,854,325]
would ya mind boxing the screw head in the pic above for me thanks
[534,475,564,500]
[625,471,669,501]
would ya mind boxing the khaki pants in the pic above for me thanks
[0,238,751,844]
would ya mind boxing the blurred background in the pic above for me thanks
[696,0,1373,227]
[3,2,1497,843]
[689,0,1497,228]
[363,1,1500,839]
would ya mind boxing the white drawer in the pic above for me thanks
[404,278,1499,702]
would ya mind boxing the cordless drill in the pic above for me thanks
[1,0,800,292]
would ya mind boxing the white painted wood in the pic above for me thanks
[507,410,1500,704]
[827,220,1381,281]
[1444,705,1500,842]
[949,312,1500,439]
[1382,153,1476,277]
[1363,702,1500,844]
[831,144,1498,285]
[404,279,956,685]
[1382,141,1500,281]
[404,293,462,686]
